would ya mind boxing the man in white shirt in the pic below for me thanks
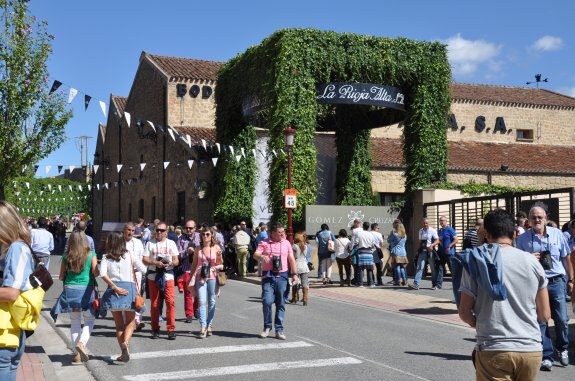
[124,222,146,331]
[370,223,384,286]
[408,218,439,290]
[142,222,179,340]
[31,217,54,270]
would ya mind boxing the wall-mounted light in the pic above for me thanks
[500,164,509,171]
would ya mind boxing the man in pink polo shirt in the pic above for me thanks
[253,222,298,340]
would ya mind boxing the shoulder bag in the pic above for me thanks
[130,254,145,312]
[27,244,53,292]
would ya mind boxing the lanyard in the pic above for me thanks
[531,231,549,252]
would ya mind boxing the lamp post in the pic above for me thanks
[284,125,296,244]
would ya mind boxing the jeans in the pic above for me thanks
[413,252,428,286]
[374,262,383,285]
[262,276,288,332]
[196,278,217,329]
[540,277,569,361]
[336,257,351,284]
[0,331,25,381]
[357,265,374,287]
[432,254,452,288]
[394,264,406,282]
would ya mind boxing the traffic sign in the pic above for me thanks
[284,188,297,209]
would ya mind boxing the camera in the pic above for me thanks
[539,250,552,270]
[200,262,210,278]
[160,257,170,265]
[272,255,281,272]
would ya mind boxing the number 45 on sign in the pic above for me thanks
[284,189,297,209]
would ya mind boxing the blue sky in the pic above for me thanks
[28,0,575,174]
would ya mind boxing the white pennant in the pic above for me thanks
[212,157,218,166]
[15,191,20,196]
[187,160,194,169]
[88,185,92,191]
[252,149,257,159]
[68,88,78,104]
[58,185,62,192]
[147,120,156,133]
[229,146,235,156]
[93,165,99,174]
[201,139,207,150]
[96,184,100,190]
[28,191,31,195]
[167,127,175,141]
[163,161,170,169]
[99,101,107,118]
[52,190,55,194]
[241,147,246,157]
[117,164,123,173]
[39,190,43,195]
[69,165,76,173]
[124,111,131,127]
[25,182,30,189]
[68,185,73,192]
[78,185,83,191]
[104,183,109,189]
[47,184,52,191]
[272,149,278,157]
[186,134,191,148]
[45,165,51,174]
[140,163,146,171]
[235,155,242,162]
[216,143,221,154]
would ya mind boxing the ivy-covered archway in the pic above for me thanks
[214,28,451,225]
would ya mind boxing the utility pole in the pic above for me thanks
[75,136,93,182]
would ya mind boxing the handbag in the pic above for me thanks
[307,262,315,271]
[91,279,106,318]
[130,255,145,312]
[327,239,335,252]
[217,270,227,286]
[28,246,53,292]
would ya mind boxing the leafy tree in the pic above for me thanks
[0,0,73,200]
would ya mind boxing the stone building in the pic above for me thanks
[92,51,575,244]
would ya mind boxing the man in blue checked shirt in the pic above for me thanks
[516,205,574,372]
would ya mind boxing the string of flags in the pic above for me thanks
[49,80,107,118]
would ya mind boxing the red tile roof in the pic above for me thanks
[145,53,223,82]
[371,137,575,174]
[171,126,217,142]
[450,83,575,109]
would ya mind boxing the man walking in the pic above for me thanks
[31,217,54,270]
[177,219,198,323]
[233,222,251,278]
[434,216,458,290]
[408,218,439,290]
[254,222,298,340]
[458,209,550,381]
[516,205,573,371]
[143,222,179,340]
[123,223,146,331]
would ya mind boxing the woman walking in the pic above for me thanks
[189,227,223,338]
[388,222,408,286]
[315,224,335,284]
[334,229,352,287]
[290,232,310,305]
[51,231,97,363]
[0,201,37,380]
[100,232,146,362]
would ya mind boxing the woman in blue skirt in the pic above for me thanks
[100,232,146,362]
[51,231,97,363]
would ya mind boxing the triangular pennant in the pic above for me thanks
[229,146,235,156]
[15,191,20,196]
[216,143,221,154]
[49,80,62,94]
[69,165,76,173]
[201,139,207,150]
[167,126,175,141]
[212,157,218,166]
[117,164,123,173]
[84,94,91,111]
[45,165,51,174]
[47,184,51,191]
[57,165,63,174]
[187,160,194,169]
[88,185,92,191]
[25,182,30,189]
[58,185,62,192]
[78,185,83,191]
[39,191,44,195]
[241,147,246,158]
[252,149,257,159]
[96,184,100,190]
[68,88,78,104]
[163,161,170,169]
[68,185,73,192]
[186,134,192,148]
[99,101,107,118]
[104,183,109,189]
[33,165,39,173]
[124,111,131,127]
[146,120,156,133]
[272,149,278,157]
[140,163,146,171]
[93,165,99,174]
[235,155,242,162]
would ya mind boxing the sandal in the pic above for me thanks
[117,343,130,362]
[198,328,207,338]
[207,326,213,336]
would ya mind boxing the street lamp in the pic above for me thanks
[284,125,296,244]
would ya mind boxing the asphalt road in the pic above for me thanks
[41,255,575,381]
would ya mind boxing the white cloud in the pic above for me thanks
[445,34,502,77]
[530,36,563,51]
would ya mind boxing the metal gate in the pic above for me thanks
[423,187,575,251]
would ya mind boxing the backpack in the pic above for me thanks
[235,231,251,247]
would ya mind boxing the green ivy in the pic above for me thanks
[214,29,451,225]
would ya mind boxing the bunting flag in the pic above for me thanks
[104,183,109,189]
[272,149,278,157]
[25,182,30,189]
[68,185,73,192]
[45,165,51,174]
[96,184,100,190]
[212,158,218,167]
[185,134,192,148]
[58,165,63,174]
[235,155,242,162]
[241,147,246,157]
[93,165,99,174]
[124,111,131,127]
[147,120,155,133]
[99,101,107,118]
[84,94,91,111]
[216,143,221,154]
[187,160,194,169]
[140,163,146,171]
[167,126,175,141]
[163,162,170,169]
[229,146,235,156]
[68,88,78,104]
[201,139,207,150]
[33,165,39,173]
[88,185,91,191]
[47,184,51,191]
[58,185,62,192]
[117,164,123,173]
[252,149,257,159]
[49,80,62,94]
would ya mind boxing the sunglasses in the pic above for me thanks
[156,229,166,233]
[202,233,211,237]
[185,226,195,230]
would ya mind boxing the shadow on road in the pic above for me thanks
[399,307,457,315]
[405,351,470,361]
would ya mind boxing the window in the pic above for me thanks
[516,129,534,141]
[379,193,402,206]
[177,191,186,224]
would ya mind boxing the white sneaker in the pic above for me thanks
[559,350,569,366]
[260,328,271,338]
[540,359,553,371]
[275,331,286,340]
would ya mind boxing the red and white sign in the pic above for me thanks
[284,189,297,209]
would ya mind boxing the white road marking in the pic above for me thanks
[297,336,432,381]
[125,341,313,360]
[123,357,362,381]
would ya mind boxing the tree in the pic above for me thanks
[0,0,72,200]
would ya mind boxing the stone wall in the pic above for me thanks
[166,80,216,128]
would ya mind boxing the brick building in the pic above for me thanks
[92,51,575,243]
